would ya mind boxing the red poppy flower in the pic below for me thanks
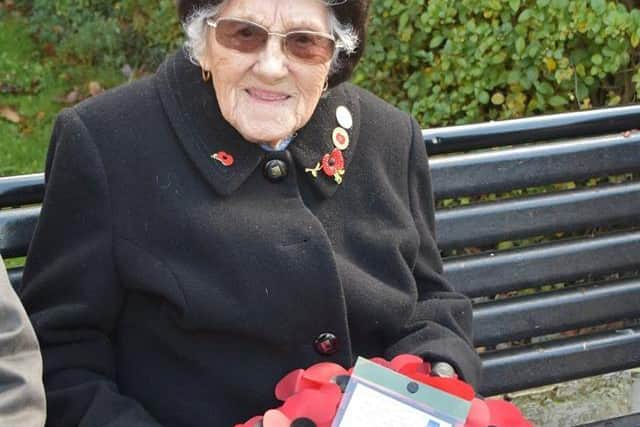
[390,354,429,374]
[262,409,290,426]
[485,399,534,427]
[466,398,491,427]
[275,369,306,401]
[302,363,348,388]
[275,363,347,402]
[212,151,234,166]
[237,355,533,427]
[280,383,342,426]
[321,149,344,177]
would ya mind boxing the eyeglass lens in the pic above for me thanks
[214,19,335,64]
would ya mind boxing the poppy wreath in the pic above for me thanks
[235,354,533,427]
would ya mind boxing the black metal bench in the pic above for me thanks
[2,105,640,426]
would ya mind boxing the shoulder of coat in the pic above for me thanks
[72,76,158,124]
[341,82,414,154]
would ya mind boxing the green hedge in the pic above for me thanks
[16,0,640,126]
[17,0,181,68]
[353,0,640,125]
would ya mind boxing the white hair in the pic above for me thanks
[182,1,359,76]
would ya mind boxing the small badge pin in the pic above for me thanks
[332,127,350,150]
[211,151,234,166]
[336,106,353,129]
[305,148,345,185]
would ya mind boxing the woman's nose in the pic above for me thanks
[253,36,288,81]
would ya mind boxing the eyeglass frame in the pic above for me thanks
[205,17,338,63]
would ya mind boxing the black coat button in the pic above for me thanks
[291,419,317,427]
[263,159,288,182]
[314,332,338,355]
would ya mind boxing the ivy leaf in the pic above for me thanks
[608,95,621,106]
[509,0,521,12]
[536,81,554,95]
[544,57,557,72]
[590,0,606,15]
[518,9,534,22]
[548,95,568,107]
[491,92,505,105]
[398,11,409,31]
[429,35,444,48]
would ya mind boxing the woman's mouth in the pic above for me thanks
[246,88,291,103]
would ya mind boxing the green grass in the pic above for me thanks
[0,11,126,177]
[4,257,25,270]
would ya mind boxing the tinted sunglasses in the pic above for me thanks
[206,17,336,65]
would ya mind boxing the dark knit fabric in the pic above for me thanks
[21,48,480,427]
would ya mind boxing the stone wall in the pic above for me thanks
[505,369,640,426]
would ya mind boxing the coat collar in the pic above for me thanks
[154,49,360,198]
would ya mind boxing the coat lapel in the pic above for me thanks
[154,49,361,198]
[154,49,265,196]
[289,83,361,198]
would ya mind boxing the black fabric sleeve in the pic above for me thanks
[20,109,162,426]
[0,254,46,427]
[384,115,482,388]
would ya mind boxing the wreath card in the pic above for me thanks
[333,357,472,427]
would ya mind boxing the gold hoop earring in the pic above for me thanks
[201,68,211,82]
[322,79,329,94]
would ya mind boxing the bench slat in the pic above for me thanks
[576,413,640,427]
[0,206,40,258]
[0,173,45,208]
[479,326,640,396]
[423,104,640,155]
[430,133,640,199]
[444,230,640,297]
[435,181,640,250]
[8,267,23,292]
[472,277,640,346]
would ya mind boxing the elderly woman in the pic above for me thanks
[21,0,480,425]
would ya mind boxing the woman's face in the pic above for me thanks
[202,0,333,147]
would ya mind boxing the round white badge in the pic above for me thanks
[332,127,350,150]
[336,106,353,129]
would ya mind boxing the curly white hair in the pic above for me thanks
[183,1,359,76]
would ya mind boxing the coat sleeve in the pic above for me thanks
[20,108,162,427]
[0,255,46,427]
[384,116,482,388]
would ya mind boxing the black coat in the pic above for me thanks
[21,49,480,427]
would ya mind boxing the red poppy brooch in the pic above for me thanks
[211,150,234,167]
[235,354,533,427]
[306,148,346,184]
[305,107,352,185]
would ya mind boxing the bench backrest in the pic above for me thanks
[427,104,640,397]
[2,105,640,398]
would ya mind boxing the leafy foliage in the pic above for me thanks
[354,0,640,125]
[12,0,640,126]
[16,0,181,68]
